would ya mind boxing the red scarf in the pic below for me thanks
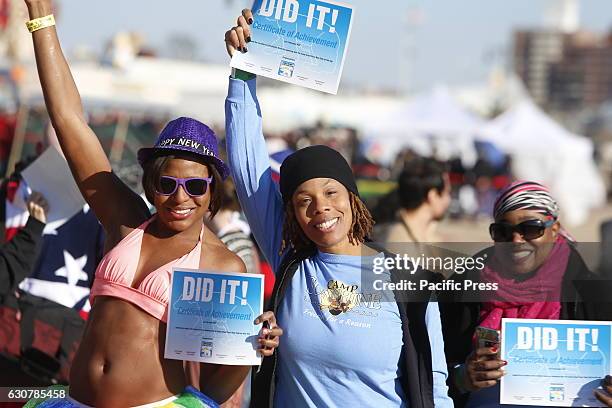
[478,236,570,330]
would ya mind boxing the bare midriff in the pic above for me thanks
[69,296,186,407]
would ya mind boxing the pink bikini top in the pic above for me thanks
[90,217,203,322]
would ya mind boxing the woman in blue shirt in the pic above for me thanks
[224,9,453,408]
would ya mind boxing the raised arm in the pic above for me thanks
[25,0,148,233]
[224,9,285,272]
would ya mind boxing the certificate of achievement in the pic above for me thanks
[165,268,264,365]
[231,0,354,94]
[501,318,612,407]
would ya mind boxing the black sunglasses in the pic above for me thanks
[489,219,555,242]
[156,176,212,197]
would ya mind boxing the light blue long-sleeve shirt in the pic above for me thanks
[225,77,453,408]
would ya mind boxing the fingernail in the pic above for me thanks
[491,347,498,353]
[243,46,248,52]
[502,360,508,366]
[246,36,252,43]
[254,318,260,324]
[248,18,253,24]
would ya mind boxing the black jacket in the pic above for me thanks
[438,245,612,405]
[0,217,45,296]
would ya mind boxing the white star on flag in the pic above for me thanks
[43,218,67,236]
[54,251,88,286]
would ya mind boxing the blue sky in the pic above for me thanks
[56,0,611,92]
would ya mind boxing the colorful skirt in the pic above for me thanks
[24,385,219,408]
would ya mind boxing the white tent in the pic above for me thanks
[478,100,605,225]
[362,86,482,165]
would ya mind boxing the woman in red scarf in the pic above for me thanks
[439,181,612,407]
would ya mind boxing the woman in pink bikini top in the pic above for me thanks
[24,0,282,406]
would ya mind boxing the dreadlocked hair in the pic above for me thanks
[348,192,375,245]
[279,191,374,254]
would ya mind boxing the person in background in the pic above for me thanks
[0,191,47,295]
[373,156,451,243]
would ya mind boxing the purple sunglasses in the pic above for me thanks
[156,176,213,197]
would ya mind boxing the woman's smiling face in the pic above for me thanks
[493,209,560,275]
[153,158,211,233]
[291,178,354,254]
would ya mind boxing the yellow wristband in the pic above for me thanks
[26,14,55,33]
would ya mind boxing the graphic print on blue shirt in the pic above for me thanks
[317,278,367,316]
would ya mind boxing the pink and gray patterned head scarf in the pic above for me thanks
[493,180,559,221]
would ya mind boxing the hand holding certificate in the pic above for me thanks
[227,0,354,94]
[461,342,506,392]
[165,268,281,365]
[595,376,612,406]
